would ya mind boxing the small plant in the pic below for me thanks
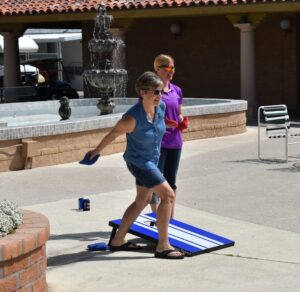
[0,200,23,238]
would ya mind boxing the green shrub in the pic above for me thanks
[0,200,23,238]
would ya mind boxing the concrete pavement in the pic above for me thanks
[1,126,300,291]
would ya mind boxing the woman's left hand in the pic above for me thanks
[177,116,189,131]
[178,114,184,123]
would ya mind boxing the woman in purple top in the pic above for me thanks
[150,54,185,218]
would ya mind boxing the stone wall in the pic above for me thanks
[0,111,246,172]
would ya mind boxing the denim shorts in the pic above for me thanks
[126,162,166,189]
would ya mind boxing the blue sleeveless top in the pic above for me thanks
[123,100,166,170]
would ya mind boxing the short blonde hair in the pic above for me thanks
[153,54,174,71]
[135,71,163,96]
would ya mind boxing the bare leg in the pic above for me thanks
[149,193,159,213]
[150,203,158,213]
[171,189,176,219]
[110,186,152,247]
[152,182,183,257]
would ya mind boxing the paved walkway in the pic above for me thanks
[1,126,300,291]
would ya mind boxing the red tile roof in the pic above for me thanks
[0,0,296,16]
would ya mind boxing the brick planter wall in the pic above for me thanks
[0,210,50,292]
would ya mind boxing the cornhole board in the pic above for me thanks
[108,212,235,257]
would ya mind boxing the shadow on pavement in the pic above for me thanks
[47,250,152,267]
[226,158,300,172]
[47,238,156,267]
[49,231,112,242]
[267,162,300,173]
[226,158,287,165]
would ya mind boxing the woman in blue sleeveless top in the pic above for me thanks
[89,71,184,259]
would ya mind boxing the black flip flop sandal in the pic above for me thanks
[154,249,184,259]
[109,241,142,252]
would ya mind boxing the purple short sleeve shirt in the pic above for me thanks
[161,82,183,149]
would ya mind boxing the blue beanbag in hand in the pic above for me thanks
[79,152,100,165]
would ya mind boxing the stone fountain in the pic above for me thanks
[83,5,127,115]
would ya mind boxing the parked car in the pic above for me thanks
[0,63,39,87]
[0,64,39,103]
[0,58,79,103]
[20,57,79,100]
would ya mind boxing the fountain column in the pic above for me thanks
[83,6,127,115]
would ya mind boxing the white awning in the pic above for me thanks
[0,35,39,53]
[30,33,82,43]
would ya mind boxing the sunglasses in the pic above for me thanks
[144,89,164,96]
[159,65,175,72]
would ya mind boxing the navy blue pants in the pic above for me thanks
[150,147,182,204]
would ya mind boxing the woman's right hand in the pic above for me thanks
[165,117,178,128]
[89,149,99,160]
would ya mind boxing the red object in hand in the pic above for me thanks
[165,116,178,128]
[177,116,189,131]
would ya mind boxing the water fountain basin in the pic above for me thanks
[83,69,127,89]
[88,39,118,54]
[0,98,247,171]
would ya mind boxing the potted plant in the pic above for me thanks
[0,199,23,238]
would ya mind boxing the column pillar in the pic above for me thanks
[82,20,95,98]
[234,23,257,120]
[2,32,21,87]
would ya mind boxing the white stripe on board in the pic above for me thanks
[135,216,218,249]
[133,220,205,249]
[140,214,223,245]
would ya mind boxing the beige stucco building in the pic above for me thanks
[0,1,300,117]
[1,0,299,171]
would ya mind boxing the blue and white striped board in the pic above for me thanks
[108,212,235,256]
